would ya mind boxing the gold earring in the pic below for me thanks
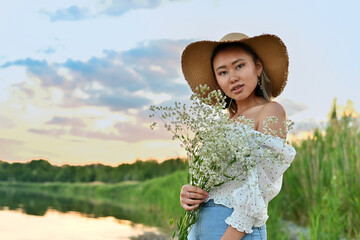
[258,76,263,90]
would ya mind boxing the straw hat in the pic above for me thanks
[181,33,289,98]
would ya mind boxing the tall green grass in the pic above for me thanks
[269,115,360,239]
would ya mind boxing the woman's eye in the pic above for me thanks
[218,71,227,76]
[236,64,244,69]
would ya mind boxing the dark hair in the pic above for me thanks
[211,42,272,116]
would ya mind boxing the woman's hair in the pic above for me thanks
[211,42,273,116]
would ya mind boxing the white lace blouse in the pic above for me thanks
[207,127,296,233]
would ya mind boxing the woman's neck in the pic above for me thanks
[237,95,265,112]
[231,95,268,119]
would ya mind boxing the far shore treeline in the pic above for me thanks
[0,158,186,183]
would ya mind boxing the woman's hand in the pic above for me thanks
[180,184,209,211]
[220,226,246,240]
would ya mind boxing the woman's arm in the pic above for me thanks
[221,226,246,240]
[180,184,209,211]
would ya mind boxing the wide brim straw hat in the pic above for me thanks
[181,32,289,98]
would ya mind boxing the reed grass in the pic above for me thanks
[269,115,360,239]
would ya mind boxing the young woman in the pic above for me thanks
[179,33,296,240]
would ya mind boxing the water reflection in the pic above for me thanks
[0,208,167,240]
[0,188,163,226]
[0,188,169,240]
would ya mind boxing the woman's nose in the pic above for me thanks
[229,70,239,83]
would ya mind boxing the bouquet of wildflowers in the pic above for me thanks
[149,85,293,240]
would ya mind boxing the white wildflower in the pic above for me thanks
[149,84,294,240]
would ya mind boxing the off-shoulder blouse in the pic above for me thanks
[207,126,297,233]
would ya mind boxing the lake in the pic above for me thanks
[0,188,169,240]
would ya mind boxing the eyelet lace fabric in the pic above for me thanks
[207,127,296,233]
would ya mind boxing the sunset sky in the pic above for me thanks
[0,0,359,166]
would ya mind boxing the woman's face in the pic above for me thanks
[212,46,262,102]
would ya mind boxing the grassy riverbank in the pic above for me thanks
[0,170,307,239]
[0,171,292,238]
[0,170,187,231]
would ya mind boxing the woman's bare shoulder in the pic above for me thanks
[259,101,286,121]
[257,101,287,137]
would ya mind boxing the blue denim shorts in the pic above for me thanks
[188,200,266,240]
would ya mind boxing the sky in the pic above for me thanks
[0,0,359,166]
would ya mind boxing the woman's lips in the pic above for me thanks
[231,84,244,94]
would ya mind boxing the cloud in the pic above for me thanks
[121,40,190,94]
[88,89,151,111]
[29,116,86,138]
[289,118,327,135]
[28,113,172,142]
[41,0,186,22]
[0,138,24,161]
[27,121,161,142]
[1,58,65,86]
[1,39,191,112]
[2,58,47,69]
[46,117,87,128]
[0,115,16,129]
[102,0,162,16]
[28,128,67,137]
[2,38,192,144]
[37,47,56,55]
[277,98,308,117]
[41,5,90,22]
[113,122,164,142]
[62,56,144,91]
[13,82,35,98]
